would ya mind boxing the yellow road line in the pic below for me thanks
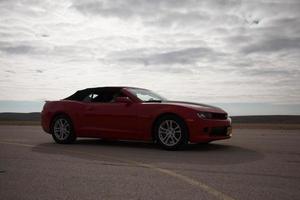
[0,140,235,200]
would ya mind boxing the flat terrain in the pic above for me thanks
[0,126,300,200]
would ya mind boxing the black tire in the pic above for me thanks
[51,115,76,144]
[154,115,188,150]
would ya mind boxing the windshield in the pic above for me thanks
[127,88,167,102]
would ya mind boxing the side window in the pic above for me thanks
[82,89,128,103]
[83,93,92,102]
[92,92,112,102]
[92,90,122,103]
[82,93,98,102]
[110,91,126,103]
[92,94,99,101]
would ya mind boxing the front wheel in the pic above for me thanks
[51,115,76,144]
[155,115,188,150]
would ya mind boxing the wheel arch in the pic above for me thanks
[151,112,190,142]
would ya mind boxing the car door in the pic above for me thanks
[82,90,140,139]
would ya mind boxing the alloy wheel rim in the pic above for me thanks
[53,118,71,140]
[158,120,182,146]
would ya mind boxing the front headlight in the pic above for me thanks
[197,112,213,119]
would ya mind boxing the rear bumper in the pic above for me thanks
[187,117,232,143]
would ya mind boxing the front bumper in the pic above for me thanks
[41,110,51,134]
[187,117,232,143]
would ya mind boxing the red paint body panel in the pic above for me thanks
[41,88,232,143]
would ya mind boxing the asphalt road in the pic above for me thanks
[0,126,299,200]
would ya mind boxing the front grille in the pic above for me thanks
[211,113,227,120]
[210,126,230,136]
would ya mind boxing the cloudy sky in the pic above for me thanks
[0,0,300,115]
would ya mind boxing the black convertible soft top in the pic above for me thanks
[64,87,124,101]
[64,86,146,101]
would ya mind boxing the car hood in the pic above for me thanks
[162,101,226,113]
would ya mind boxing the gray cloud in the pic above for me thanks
[116,47,222,66]
[5,70,15,74]
[71,0,244,28]
[245,68,300,77]
[0,41,49,55]
[242,36,300,54]
[71,0,300,30]
[36,69,43,73]
[0,44,34,54]
[144,11,210,28]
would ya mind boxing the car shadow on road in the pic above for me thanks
[32,139,264,165]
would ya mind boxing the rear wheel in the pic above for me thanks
[51,115,76,144]
[155,115,188,150]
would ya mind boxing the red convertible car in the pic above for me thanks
[41,87,232,150]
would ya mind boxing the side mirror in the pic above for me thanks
[115,97,132,104]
